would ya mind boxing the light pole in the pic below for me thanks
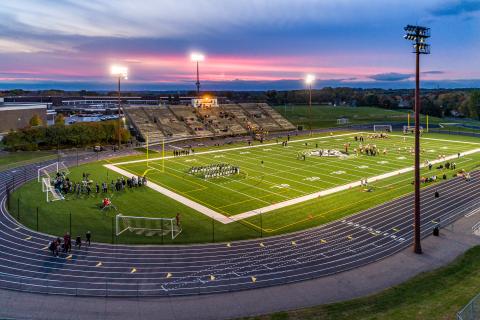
[404,25,430,254]
[191,53,205,96]
[110,65,128,150]
[305,74,315,135]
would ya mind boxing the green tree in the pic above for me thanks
[29,114,43,127]
[55,113,65,125]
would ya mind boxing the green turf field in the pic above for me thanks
[10,131,480,244]
[272,105,443,129]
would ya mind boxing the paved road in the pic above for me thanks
[0,153,478,297]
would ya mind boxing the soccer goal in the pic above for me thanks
[373,124,393,132]
[41,177,64,202]
[115,214,182,239]
[403,125,424,134]
[37,162,70,182]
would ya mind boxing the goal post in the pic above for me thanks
[37,162,70,182]
[42,177,64,202]
[373,124,393,132]
[403,125,424,134]
[115,214,182,239]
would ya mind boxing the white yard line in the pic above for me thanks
[105,145,480,224]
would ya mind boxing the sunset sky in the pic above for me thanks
[0,0,479,90]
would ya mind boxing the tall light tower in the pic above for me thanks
[404,25,430,254]
[305,74,315,134]
[110,65,128,150]
[191,53,205,96]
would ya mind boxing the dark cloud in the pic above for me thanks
[368,72,413,82]
[422,70,445,75]
[431,0,480,16]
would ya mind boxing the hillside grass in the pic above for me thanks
[240,245,480,320]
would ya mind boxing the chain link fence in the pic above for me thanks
[458,293,480,320]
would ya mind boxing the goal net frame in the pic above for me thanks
[38,162,69,202]
[115,214,182,239]
[403,125,424,134]
[373,124,393,132]
[37,162,70,182]
[41,177,64,202]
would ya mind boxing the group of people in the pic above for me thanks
[354,143,384,156]
[173,149,194,157]
[50,172,147,198]
[188,163,240,179]
[48,231,92,257]
[354,135,365,142]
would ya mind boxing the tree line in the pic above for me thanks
[3,120,130,151]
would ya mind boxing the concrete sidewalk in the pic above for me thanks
[0,211,479,320]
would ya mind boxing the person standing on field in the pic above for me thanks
[86,231,91,246]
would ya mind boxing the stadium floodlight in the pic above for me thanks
[110,65,128,150]
[191,52,205,96]
[404,24,431,255]
[305,74,315,134]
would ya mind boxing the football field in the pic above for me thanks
[111,131,480,224]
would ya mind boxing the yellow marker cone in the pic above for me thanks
[66,254,72,260]
[291,241,296,246]
[131,268,137,273]
[347,235,353,240]
[259,242,265,247]
[392,228,399,232]
[210,275,215,281]
[251,276,257,283]
[166,272,172,278]
[96,262,102,267]
[25,236,32,240]
[226,243,231,247]
[320,239,327,244]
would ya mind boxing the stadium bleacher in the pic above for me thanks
[124,101,295,143]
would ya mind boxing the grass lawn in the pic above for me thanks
[240,245,480,320]
[273,105,443,129]
[0,150,56,171]
[10,131,480,244]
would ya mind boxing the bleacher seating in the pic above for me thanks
[142,106,191,138]
[124,106,165,143]
[125,102,295,143]
[257,103,296,130]
[168,105,213,137]
[240,103,286,132]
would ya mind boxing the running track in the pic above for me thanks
[0,156,479,297]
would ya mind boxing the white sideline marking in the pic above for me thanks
[104,164,232,224]
[111,132,359,166]
[105,132,480,224]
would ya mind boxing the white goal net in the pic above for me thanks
[37,162,70,182]
[373,124,393,132]
[38,162,69,202]
[403,125,424,134]
[116,214,182,239]
[42,177,64,202]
